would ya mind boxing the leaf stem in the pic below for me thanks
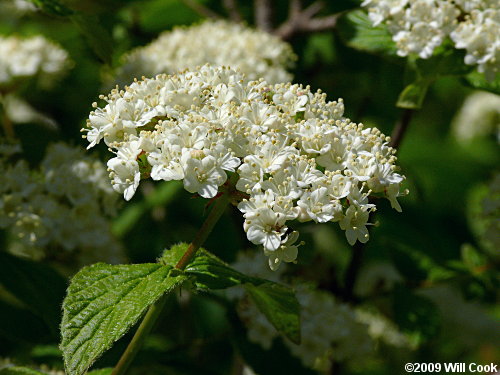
[111,181,233,375]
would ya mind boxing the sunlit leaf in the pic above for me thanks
[60,263,186,375]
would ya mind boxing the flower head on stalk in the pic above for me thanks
[83,65,406,269]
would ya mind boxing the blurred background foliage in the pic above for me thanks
[0,0,498,374]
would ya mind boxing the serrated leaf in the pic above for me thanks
[0,252,66,335]
[464,71,500,95]
[244,283,301,344]
[0,367,48,375]
[60,263,186,375]
[185,249,252,289]
[337,10,397,56]
[396,79,431,109]
[70,14,114,64]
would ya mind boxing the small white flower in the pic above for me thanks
[266,231,301,270]
[107,140,142,201]
[339,205,372,245]
[243,208,288,251]
[182,154,227,198]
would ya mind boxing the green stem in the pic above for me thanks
[175,191,230,270]
[110,293,169,375]
[111,183,233,375]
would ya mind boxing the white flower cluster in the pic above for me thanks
[0,35,70,89]
[230,252,411,371]
[84,65,405,269]
[362,0,500,80]
[0,142,123,266]
[116,20,295,85]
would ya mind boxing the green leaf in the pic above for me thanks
[396,79,431,109]
[70,14,114,64]
[464,71,500,95]
[60,263,186,375]
[0,367,48,375]
[184,249,252,290]
[0,252,66,335]
[182,249,301,343]
[337,10,398,56]
[244,283,301,345]
[160,242,190,267]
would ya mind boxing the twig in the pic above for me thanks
[180,0,221,19]
[390,109,414,149]
[254,0,273,32]
[275,1,340,40]
[223,0,243,22]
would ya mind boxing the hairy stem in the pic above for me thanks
[111,187,232,375]
[175,191,231,269]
